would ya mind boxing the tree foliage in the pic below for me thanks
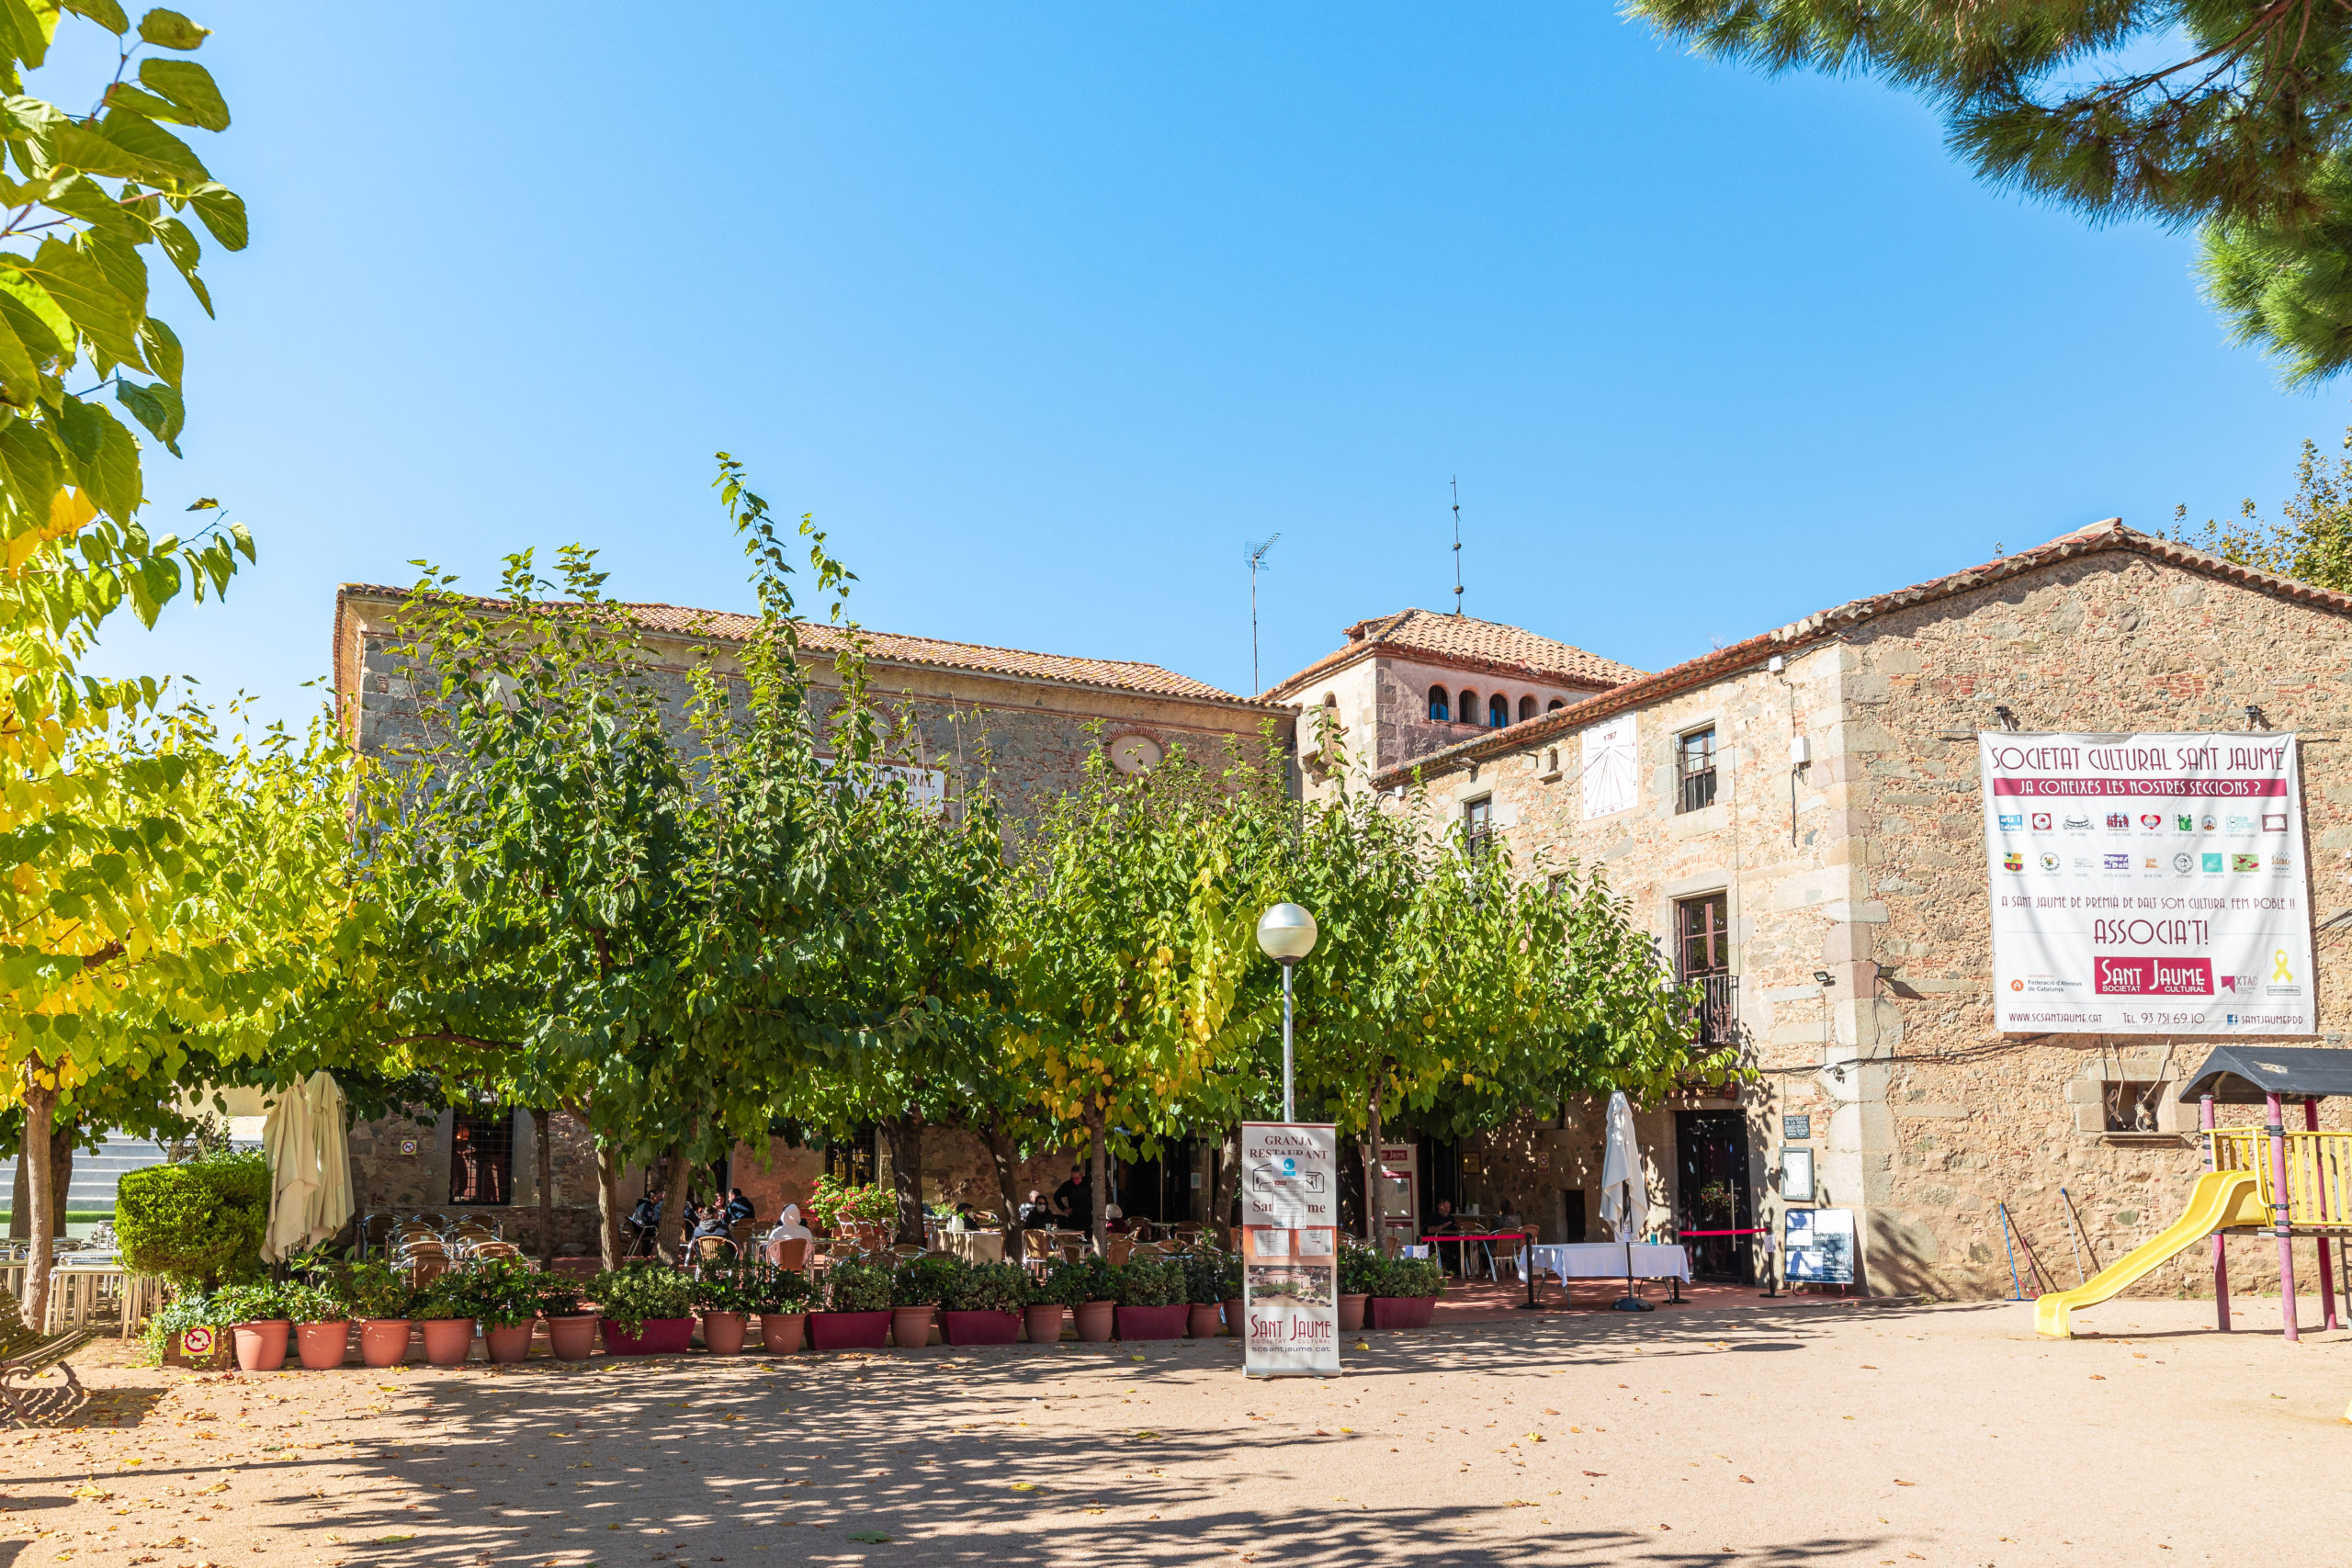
[2173,423,2352,590]
[2201,159,2352,383]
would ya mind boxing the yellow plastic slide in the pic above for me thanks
[2034,1171,2266,1337]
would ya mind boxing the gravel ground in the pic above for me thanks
[6,1296,2349,1567]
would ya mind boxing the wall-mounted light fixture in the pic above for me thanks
[2245,704,2269,730]
[1813,970,1834,987]
[1992,705,2018,732]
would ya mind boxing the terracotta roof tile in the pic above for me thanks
[1267,608,1642,699]
[337,585,1274,708]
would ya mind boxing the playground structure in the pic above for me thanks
[2035,1046,2352,1341]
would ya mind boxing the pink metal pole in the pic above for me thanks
[2305,1100,2339,1332]
[2267,1091,2299,1343]
[2204,1095,2229,1331]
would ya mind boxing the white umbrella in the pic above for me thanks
[261,1072,352,1262]
[1596,1090,1654,1313]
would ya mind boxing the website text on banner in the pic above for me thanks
[1981,732,2313,1035]
[1240,1122,1340,1378]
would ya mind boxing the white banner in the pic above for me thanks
[1240,1122,1340,1377]
[1982,733,2313,1035]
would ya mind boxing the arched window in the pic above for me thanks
[1487,694,1510,728]
[1459,690,1477,725]
[1322,692,1339,709]
[1546,697,1566,712]
[1428,686,1451,722]
[1518,694,1537,722]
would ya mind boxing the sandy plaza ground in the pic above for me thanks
[6,1295,2349,1568]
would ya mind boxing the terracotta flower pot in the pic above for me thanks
[1114,1303,1187,1341]
[1186,1303,1223,1338]
[1023,1303,1067,1345]
[231,1319,290,1372]
[758,1312,807,1354]
[483,1323,536,1363]
[547,1314,600,1361]
[940,1309,1020,1346]
[1223,1296,1245,1337]
[1367,1295,1435,1330]
[1339,1293,1370,1332]
[889,1305,936,1350]
[295,1320,353,1370]
[1073,1299,1116,1343]
[420,1317,477,1366]
[702,1311,749,1355]
[602,1317,695,1357]
[807,1310,891,1351]
[359,1318,413,1368]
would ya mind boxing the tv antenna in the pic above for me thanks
[1450,477,1464,615]
[1247,533,1280,694]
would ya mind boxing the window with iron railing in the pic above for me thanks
[448,1112,514,1206]
[1463,795,1495,860]
[1675,892,1737,1046]
[1677,727,1718,813]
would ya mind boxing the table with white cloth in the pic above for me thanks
[938,1231,1005,1264]
[1524,1242,1691,1303]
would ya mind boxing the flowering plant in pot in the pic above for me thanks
[536,1273,598,1361]
[411,1273,480,1366]
[1367,1254,1443,1330]
[1336,1243,1383,1333]
[465,1260,545,1363]
[213,1281,297,1371]
[888,1253,961,1350]
[804,1175,898,1235]
[589,1265,700,1356]
[1113,1256,1189,1341]
[741,1262,814,1354]
[692,1269,757,1355]
[1180,1248,1229,1338]
[144,1292,234,1371]
[1047,1254,1119,1343]
[941,1260,1029,1346]
[810,1260,893,1350]
[341,1262,414,1368]
[286,1281,356,1371]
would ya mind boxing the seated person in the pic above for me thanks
[766,1203,813,1242]
[1017,1190,1055,1229]
[1104,1203,1131,1235]
[689,1206,734,1243]
[948,1201,978,1232]
[724,1187,755,1224]
[1428,1199,1464,1274]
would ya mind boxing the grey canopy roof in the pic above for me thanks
[2177,1046,2352,1104]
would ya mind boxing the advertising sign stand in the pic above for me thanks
[1240,1121,1340,1378]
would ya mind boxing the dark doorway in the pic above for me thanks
[448,1112,514,1205]
[1561,1187,1588,1244]
[1114,1138,1197,1224]
[1673,1111,1754,1280]
[824,1124,878,1187]
[1416,1136,1461,1228]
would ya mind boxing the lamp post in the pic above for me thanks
[1255,903,1318,1122]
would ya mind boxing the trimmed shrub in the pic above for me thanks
[115,1152,269,1291]
[821,1260,892,1314]
[945,1260,1032,1313]
[1114,1256,1186,1307]
[890,1252,964,1307]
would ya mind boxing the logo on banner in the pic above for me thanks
[2031,812,2052,831]
[2103,853,2131,871]
[2063,814,2091,830]
[2140,814,2164,829]
[2039,852,2060,871]
[1997,813,2023,830]
[2202,812,2220,831]
[2173,853,2194,873]
[2232,853,2261,872]
[2003,852,2024,872]
[2097,956,2214,995]
[2107,812,2131,830]
[2203,853,2224,873]
[2265,814,2288,831]
[2227,815,2255,833]
[2176,813,2194,831]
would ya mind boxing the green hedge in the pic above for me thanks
[115,1151,269,1290]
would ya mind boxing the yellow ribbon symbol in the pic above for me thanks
[2273,950,2294,983]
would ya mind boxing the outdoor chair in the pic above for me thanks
[693,1235,740,1269]
[466,1240,524,1262]
[889,1243,924,1261]
[1105,1236,1134,1266]
[765,1237,810,1271]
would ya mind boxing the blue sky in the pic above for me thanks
[58,3,2351,724]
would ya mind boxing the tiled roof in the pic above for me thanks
[336,585,1276,708]
[1266,608,1643,700]
[1371,520,2345,786]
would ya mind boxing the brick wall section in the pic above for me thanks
[348,1107,608,1254]
[1379,530,2352,1302]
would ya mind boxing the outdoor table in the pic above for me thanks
[1521,1242,1692,1308]
[1421,1232,1523,1281]
[939,1231,1005,1264]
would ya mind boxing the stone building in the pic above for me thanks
[329,584,1293,1243]
[1365,521,2352,1301]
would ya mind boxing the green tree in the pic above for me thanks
[2201,155,2352,384]
[2173,423,2352,590]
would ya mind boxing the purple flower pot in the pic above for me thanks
[601,1316,695,1357]
[1367,1295,1435,1330]
[1115,1303,1189,1341]
[808,1310,892,1350]
[940,1309,1021,1346]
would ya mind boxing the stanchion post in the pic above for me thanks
[2203,1094,2229,1330]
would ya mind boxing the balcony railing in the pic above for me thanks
[1688,971,1738,1048]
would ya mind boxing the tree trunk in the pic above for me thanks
[532,1108,555,1269]
[655,1145,694,1265]
[50,1132,71,1238]
[7,1139,27,1241]
[1084,1095,1109,1254]
[18,1077,58,1334]
[1363,1066,1387,1250]
[979,1119,1022,1231]
[1211,1122,1240,1247]
[882,1115,925,1246]
[593,1136,624,1271]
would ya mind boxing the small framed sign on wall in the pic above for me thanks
[1780,1147,1816,1202]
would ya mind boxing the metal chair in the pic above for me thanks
[692,1235,740,1269]
[765,1237,810,1271]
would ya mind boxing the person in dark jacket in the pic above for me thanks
[724,1188,755,1224]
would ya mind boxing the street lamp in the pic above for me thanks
[1256,903,1318,1122]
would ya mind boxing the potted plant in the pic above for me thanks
[214,1281,295,1372]
[467,1259,544,1363]
[288,1281,355,1371]
[537,1273,598,1361]
[888,1253,961,1350]
[1180,1248,1227,1338]
[1217,1249,1244,1338]
[589,1265,700,1356]
[693,1269,754,1355]
[809,1259,892,1350]
[1367,1254,1443,1330]
[343,1262,413,1368]
[1026,1254,1081,1345]
[941,1260,1028,1345]
[412,1273,479,1366]
[1114,1256,1188,1341]
[1049,1254,1118,1343]
[150,1292,234,1371]
[742,1262,814,1354]
[804,1174,898,1245]
[1337,1243,1382,1333]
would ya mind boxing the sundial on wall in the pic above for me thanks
[1107,733,1163,774]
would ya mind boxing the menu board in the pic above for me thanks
[1239,1122,1340,1377]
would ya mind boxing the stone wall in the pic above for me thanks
[347,1106,610,1255]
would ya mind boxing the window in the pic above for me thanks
[1462,796,1494,858]
[1518,694,1537,722]
[1428,686,1451,722]
[1487,694,1510,728]
[448,1112,514,1206]
[1677,727,1717,813]
[2104,1081,2164,1133]
[1676,893,1730,978]
[1459,690,1477,725]
[1546,697,1566,712]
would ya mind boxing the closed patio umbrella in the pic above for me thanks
[261,1072,352,1262]
[1597,1091,1653,1314]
